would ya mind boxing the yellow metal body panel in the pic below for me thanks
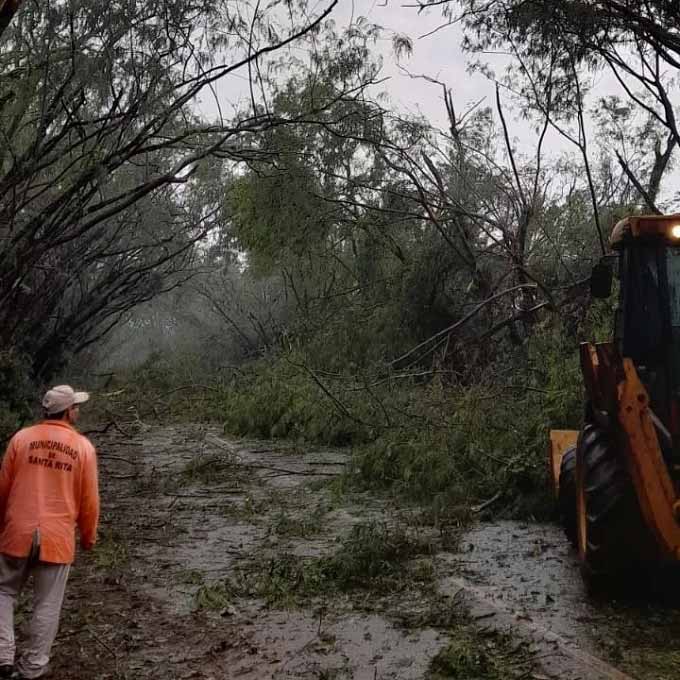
[617,359,680,560]
[610,213,680,248]
[573,343,680,563]
[549,430,578,497]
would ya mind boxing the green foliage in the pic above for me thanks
[217,297,615,522]
[244,553,327,607]
[87,351,230,425]
[228,163,328,273]
[429,629,533,680]
[222,354,376,446]
[96,289,612,524]
[89,526,129,571]
[271,501,328,538]
[303,300,419,373]
[353,307,617,519]
[349,381,555,519]
[0,350,34,443]
[213,521,434,607]
[320,521,434,592]
[195,581,233,611]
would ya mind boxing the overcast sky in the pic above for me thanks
[334,0,493,130]
[198,0,680,202]
[201,0,600,163]
[335,1,664,174]
[202,1,501,131]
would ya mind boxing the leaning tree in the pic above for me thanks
[0,0,351,380]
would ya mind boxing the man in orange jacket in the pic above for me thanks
[0,385,99,679]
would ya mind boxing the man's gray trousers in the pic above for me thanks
[0,552,70,678]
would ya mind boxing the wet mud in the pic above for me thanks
[26,424,680,679]
[445,522,680,679]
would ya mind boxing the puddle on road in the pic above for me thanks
[228,609,445,680]
[452,522,593,646]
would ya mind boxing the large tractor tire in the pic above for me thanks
[577,423,656,588]
[558,445,577,547]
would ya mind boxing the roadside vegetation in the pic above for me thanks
[0,0,668,524]
[429,629,535,680]
[3,2,680,678]
[79,300,611,524]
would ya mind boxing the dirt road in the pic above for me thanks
[31,424,680,679]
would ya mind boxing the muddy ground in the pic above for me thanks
[20,424,680,679]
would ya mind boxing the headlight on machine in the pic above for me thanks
[610,214,680,248]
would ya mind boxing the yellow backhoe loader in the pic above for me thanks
[550,214,680,586]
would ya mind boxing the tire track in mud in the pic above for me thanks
[443,575,633,680]
[441,522,680,679]
[37,424,680,679]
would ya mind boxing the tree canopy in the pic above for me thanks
[439,0,680,213]
[0,0,344,379]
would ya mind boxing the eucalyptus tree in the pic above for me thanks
[222,19,427,364]
[0,0,341,379]
[223,16,595,372]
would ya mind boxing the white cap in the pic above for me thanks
[42,385,90,415]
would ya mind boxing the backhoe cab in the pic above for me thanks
[550,214,680,586]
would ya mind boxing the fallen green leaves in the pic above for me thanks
[89,527,129,571]
[428,629,535,680]
[194,521,435,611]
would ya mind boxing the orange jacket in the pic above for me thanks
[0,420,99,564]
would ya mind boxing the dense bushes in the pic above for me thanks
[218,311,596,520]
[85,297,611,522]
[0,350,35,443]
[221,354,378,445]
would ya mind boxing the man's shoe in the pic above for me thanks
[0,666,13,679]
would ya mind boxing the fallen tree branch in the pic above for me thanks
[156,384,222,400]
[289,358,370,427]
[84,418,136,439]
[82,422,115,436]
[391,284,539,368]
[238,462,340,477]
[615,150,663,214]
[471,491,502,514]
[88,627,117,659]
[188,456,340,478]
[104,415,135,438]
[203,435,344,475]
[98,454,136,465]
